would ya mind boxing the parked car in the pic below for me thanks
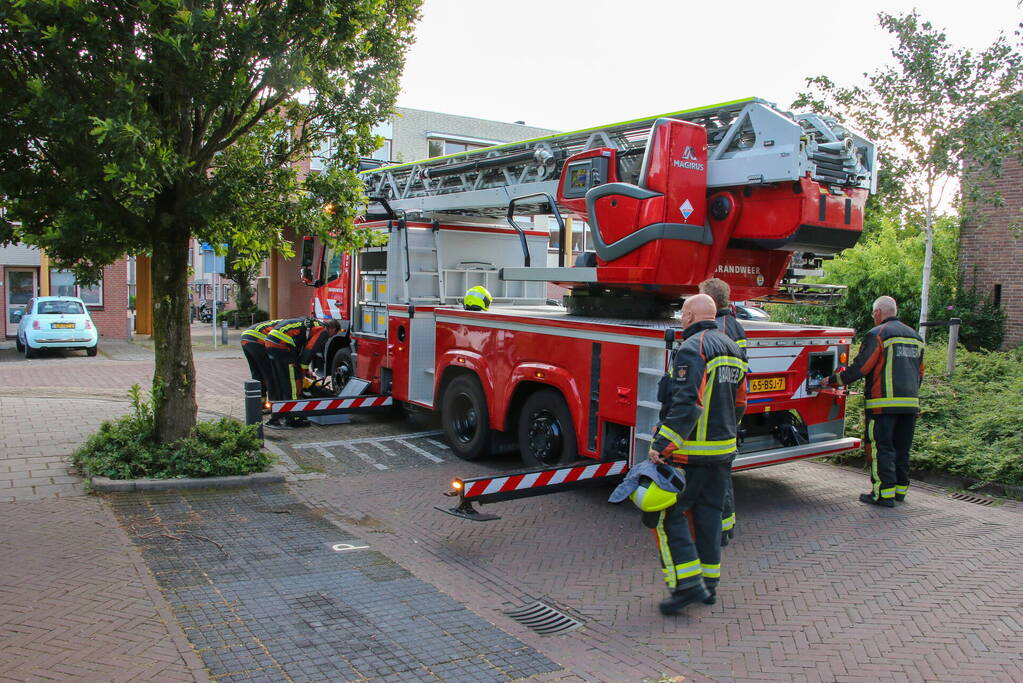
[734,304,770,321]
[15,296,99,358]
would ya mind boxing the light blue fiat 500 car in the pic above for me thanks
[15,296,99,358]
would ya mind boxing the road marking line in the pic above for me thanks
[396,439,443,463]
[346,444,389,471]
[293,429,444,449]
[314,446,336,460]
[368,442,396,457]
[425,438,450,450]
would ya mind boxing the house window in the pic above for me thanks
[50,269,104,307]
[427,138,489,158]
[993,283,1002,308]
[371,139,392,162]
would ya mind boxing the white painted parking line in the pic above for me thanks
[367,442,396,458]
[315,446,336,460]
[293,429,444,450]
[425,438,450,450]
[346,444,389,471]
[396,439,444,463]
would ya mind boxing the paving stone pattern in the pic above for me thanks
[109,485,560,682]
[291,449,1023,683]
[0,495,206,682]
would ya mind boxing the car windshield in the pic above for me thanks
[36,301,85,315]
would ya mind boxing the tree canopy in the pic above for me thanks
[793,10,1023,340]
[0,0,421,441]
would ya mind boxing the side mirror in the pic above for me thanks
[300,266,313,285]
[11,309,23,321]
[300,236,315,269]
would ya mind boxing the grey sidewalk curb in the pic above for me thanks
[91,471,284,492]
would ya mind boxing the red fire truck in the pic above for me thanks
[286,97,876,519]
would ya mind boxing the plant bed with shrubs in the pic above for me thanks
[73,384,272,480]
[829,344,1023,490]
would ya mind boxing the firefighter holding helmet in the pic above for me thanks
[647,294,748,614]
[463,285,492,311]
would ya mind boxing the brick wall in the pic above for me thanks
[88,258,130,340]
[960,154,1023,348]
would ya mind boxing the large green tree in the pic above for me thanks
[794,10,1023,340]
[0,0,420,442]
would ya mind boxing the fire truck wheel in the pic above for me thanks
[441,374,491,461]
[330,349,354,394]
[518,389,577,467]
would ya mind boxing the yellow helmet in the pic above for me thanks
[629,475,678,512]
[463,285,493,311]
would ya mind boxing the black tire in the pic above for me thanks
[329,348,354,394]
[86,345,98,357]
[15,336,24,352]
[441,374,491,461]
[24,343,37,359]
[517,389,578,467]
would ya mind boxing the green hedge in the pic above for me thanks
[73,385,272,480]
[838,344,1023,486]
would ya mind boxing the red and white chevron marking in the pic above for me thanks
[271,396,392,414]
[463,460,628,499]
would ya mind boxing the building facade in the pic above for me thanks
[960,154,1023,348]
[1,243,130,340]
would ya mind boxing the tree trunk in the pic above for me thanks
[918,207,934,343]
[236,274,254,311]
[151,228,198,443]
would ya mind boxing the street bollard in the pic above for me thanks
[947,317,961,376]
[221,320,229,345]
[244,380,264,442]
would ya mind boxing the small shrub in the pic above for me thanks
[73,384,272,479]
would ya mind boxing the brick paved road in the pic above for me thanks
[0,495,207,681]
[278,428,1023,683]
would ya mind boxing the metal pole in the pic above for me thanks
[212,272,218,349]
[244,379,264,442]
[947,317,961,376]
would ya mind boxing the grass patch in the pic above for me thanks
[73,384,272,480]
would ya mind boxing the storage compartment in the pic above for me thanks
[806,351,836,392]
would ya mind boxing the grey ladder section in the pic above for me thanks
[361,99,763,218]
[403,227,445,304]
[633,344,668,466]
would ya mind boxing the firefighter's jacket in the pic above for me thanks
[715,308,748,359]
[263,318,311,352]
[831,316,924,414]
[241,319,280,344]
[651,320,748,465]
[299,326,330,371]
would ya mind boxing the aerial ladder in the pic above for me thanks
[361,96,876,316]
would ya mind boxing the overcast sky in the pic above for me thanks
[396,0,1023,132]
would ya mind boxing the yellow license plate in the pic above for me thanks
[750,376,786,393]
[51,322,75,329]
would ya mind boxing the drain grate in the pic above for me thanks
[950,492,995,506]
[504,601,582,635]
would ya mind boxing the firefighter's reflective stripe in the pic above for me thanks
[721,513,736,531]
[675,559,702,581]
[268,328,299,346]
[241,329,268,342]
[701,563,721,579]
[895,484,909,495]
[672,438,738,456]
[865,397,919,409]
[883,336,925,349]
[735,338,748,348]
[868,420,880,499]
[879,486,896,499]
[655,511,678,589]
[657,425,685,451]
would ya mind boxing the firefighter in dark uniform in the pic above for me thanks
[263,317,324,428]
[650,294,748,614]
[241,319,281,403]
[827,296,924,507]
[699,278,748,545]
[299,319,342,381]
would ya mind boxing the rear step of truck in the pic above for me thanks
[436,459,628,522]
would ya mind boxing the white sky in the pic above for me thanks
[397,0,1023,132]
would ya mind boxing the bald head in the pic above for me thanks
[682,294,717,327]
[872,296,897,324]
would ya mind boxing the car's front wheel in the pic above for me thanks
[15,336,24,352]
